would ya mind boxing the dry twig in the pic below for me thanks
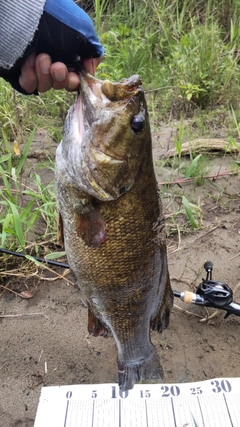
[169,225,219,254]
[229,252,240,261]
[173,303,203,319]
[158,170,238,186]
[161,138,240,159]
[0,313,46,318]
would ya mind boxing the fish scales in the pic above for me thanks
[55,71,173,391]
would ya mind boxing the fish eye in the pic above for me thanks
[131,115,144,134]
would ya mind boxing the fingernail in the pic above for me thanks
[39,56,51,74]
[53,67,67,82]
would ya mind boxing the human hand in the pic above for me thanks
[19,53,103,93]
[0,0,104,94]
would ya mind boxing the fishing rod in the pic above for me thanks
[173,261,240,318]
[1,247,240,318]
[0,247,69,269]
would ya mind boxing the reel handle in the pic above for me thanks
[204,261,213,280]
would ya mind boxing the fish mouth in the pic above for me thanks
[76,91,126,165]
[80,69,142,102]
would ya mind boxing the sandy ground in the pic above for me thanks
[0,123,239,426]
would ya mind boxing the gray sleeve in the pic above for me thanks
[0,0,46,69]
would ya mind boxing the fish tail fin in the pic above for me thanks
[117,352,163,391]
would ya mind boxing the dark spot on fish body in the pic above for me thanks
[119,186,127,195]
[76,209,106,247]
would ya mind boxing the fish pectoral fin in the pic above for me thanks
[58,212,64,246]
[76,208,106,248]
[88,306,108,337]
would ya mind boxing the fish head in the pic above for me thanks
[61,71,151,201]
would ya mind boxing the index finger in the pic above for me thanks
[19,53,38,93]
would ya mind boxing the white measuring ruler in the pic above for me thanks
[34,378,240,426]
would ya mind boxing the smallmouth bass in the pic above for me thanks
[55,71,173,391]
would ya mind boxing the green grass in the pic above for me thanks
[0,78,74,142]
[0,131,58,252]
[173,115,184,157]
[95,0,240,112]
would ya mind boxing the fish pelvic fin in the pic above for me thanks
[58,212,64,246]
[88,305,108,337]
